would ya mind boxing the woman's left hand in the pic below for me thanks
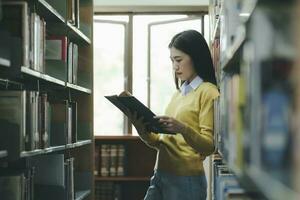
[154,116,186,134]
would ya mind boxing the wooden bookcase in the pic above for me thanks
[94,135,156,200]
[0,0,94,200]
[209,0,300,199]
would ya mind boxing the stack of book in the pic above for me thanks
[94,144,126,177]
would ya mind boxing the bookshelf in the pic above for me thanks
[0,0,94,200]
[209,0,300,199]
[94,135,156,200]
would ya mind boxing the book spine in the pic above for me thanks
[100,144,110,177]
[109,144,117,176]
[116,144,125,176]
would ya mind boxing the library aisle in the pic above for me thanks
[94,0,300,200]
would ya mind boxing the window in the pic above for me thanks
[94,14,209,135]
[93,16,128,135]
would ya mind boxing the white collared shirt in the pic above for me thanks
[180,76,203,96]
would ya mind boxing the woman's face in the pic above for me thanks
[170,47,197,83]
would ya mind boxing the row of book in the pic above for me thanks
[94,144,126,177]
[212,155,256,200]
[212,1,297,197]
[0,154,75,200]
[0,90,78,159]
[0,1,79,84]
[95,182,121,200]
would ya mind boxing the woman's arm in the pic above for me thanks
[157,88,219,156]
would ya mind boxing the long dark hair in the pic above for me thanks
[168,30,217,89]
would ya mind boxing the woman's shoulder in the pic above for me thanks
[198,82,219,98]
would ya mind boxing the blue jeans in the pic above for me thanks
[144,170,207,200]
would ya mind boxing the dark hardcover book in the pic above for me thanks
[0,91,26,155]
[1,1,29,68]
[0,170,26,200]
[105,91,175,134]
[49,100,69,146]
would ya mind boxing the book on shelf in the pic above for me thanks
[49,99,76,146]
[0,91,26,156]
[67,42,78,84]
[109,144,118,176]
[100,144,110,177]
[31,154,73,200]
[1,2,46,73]
[96,144,127,177]
[105,91,176,134]
[0,1,30,68]
[94,145,100,176]
[65,157,75,200]
[39,93,50,149]
[31,154,65,187]
[0,167,35,200]
[0,90,52,153]
[116,144,125,176]
[45,36,68,81]
[29,12,46,73]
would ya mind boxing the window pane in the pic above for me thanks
[132,15,187,106]
[132,15,188,135]
[150,19,202,115]
[94,22,125,135]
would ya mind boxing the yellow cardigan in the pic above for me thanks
[139,82,220,176]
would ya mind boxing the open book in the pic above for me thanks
[105,91,175,134]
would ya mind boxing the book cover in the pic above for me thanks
[105,91,176,134]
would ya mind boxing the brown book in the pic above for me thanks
[105,91,175,134]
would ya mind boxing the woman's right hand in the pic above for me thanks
[125,109,150,135]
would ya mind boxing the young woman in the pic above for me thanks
[130,30,219,200]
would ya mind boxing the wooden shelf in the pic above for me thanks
[75,190,91,200]
[95,135,140,141]
[21,140,92,157]
[67,22,92,45]
[37,0,91,45]
[248,166,298,200]
[21,67,93,93]
[95,176,150,182]
[21,67,65,86]
[37,0,65,23]
[67,82,92,94]
[66,140,92,148]
[0,150,8,158]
